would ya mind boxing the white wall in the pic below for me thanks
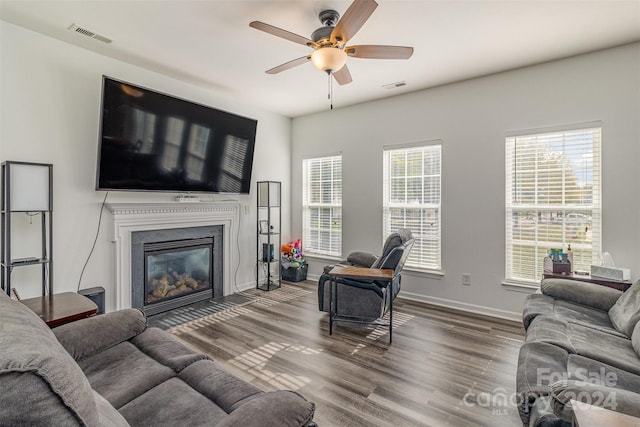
[0,22,292,311]
[291,43,640,320]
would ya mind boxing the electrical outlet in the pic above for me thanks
[462,274,471,286]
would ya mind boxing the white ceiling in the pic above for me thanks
[2,1,639,117]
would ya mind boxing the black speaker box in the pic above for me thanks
[79,286,105,314]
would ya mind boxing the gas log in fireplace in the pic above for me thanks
[131,226,223,316]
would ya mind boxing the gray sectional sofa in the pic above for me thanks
[0,291,316,426]
[517,278,640,426]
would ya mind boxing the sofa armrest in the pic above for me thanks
[217,391,315,427]
[541,278,622,311]
[346,251,377,268]
[53,308,147,361]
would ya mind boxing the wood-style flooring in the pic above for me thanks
[169,281,525,427]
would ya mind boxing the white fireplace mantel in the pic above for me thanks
[107,201,240,310]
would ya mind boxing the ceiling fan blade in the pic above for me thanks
[266,56,311,74]
[345,45,414,59]
[330,0,378,44]
[333,65,353,85]
[250,21,316,47]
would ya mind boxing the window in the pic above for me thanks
[302,155,342,257]
[505,126,602,284]
[383,144,441,271]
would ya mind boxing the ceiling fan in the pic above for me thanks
[249,0,414,86]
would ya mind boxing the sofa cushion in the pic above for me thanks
[609,279,640,337]
[118,376,229,426]
[541,278,622,312]
[550,380,640,421]
[0,293,98,426]
[130,327,209,372]
[526,316,640,377]
[372,229,412,269]
[178,359,263,413]
[216,390,316,427]
[516,342,569,425]
[567,354,640,392]
[522,293,615,331]
[54,308,147,361]
[79,339,176,409]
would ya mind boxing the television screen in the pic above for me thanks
[96,76,257,194]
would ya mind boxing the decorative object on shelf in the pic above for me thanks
[1,161,53,296]
[543,248,571,274]
[281,239,307,282]
[256,181,281,291]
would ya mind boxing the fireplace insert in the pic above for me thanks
[145,238,212,303]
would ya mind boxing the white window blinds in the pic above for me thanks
[505,126,602,283]
[383,144,441,270]
[303,155,342,257]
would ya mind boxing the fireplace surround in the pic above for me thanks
[108,201,239,312]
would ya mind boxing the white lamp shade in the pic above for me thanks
[311,48,347,72]
[9,163,51,211]
[258,181,281,207]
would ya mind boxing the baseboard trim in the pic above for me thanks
[398,291,522,323]
[234,281,256,293]
[302,274,521,322]
[307,273,321,282]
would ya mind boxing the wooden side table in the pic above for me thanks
[20,292,98,328]
[543,272,632,292]
[327,266,394,343]
[571,399,640,427]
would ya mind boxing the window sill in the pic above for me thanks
[501,280,540,293]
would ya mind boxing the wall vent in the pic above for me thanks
[382,81,407,90]
[68,24,112,44]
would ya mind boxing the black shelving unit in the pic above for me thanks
[256,181,281,291]
[1,161,53,297]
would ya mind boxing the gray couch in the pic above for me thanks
[517,278,640,426]
[0,291,316,426]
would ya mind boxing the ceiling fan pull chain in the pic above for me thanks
[328,70,333,110]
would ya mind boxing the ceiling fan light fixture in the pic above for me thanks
[311,47,347,73]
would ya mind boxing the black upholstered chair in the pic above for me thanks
[317,229,414,322]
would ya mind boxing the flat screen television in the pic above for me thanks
[96,76,257,194]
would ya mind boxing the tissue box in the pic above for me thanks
[590,265,630,282]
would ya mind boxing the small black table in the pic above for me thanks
[327,266,395,343]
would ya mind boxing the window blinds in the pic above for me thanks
[302,155,342,257]
[383,144,441,270]
[505,127,602,283]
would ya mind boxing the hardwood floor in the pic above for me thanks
[169,281,525,427]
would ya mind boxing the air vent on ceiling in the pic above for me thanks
[382,81,407,90]
[68,23,112,44]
